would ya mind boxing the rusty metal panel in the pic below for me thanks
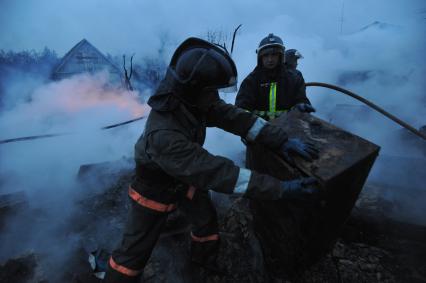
[275,111,379,184]
[246,111,380,277]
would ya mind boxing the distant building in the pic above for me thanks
[51,39,121,81]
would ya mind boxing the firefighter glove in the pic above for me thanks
[281,138,319,163]
[281,177,318,197]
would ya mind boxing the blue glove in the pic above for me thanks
[281,177,318,197]
[281,138,319,163]
[294,103,316,113]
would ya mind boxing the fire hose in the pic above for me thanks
[0,83,425,144]
[0,116,147,144]
[305,82,426,141]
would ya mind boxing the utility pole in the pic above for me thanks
[339,0,345,34]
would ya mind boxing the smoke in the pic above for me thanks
[1,72,147,137]
[0,0,425,279]
[302,21,426,225]
[0,71,147,279]
[211,4,425,226]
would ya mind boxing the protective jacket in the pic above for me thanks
[104,75,292,283]
[134,94,288,199]
[235,65,310,120]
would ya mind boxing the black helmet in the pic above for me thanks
[148,37,237,111]
[285,49,303,69]
[256,33,285,66]
[256,33,285,55]
[169,37,237,92]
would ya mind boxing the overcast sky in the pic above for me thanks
[1,0,425,101]
[1,0,424,54]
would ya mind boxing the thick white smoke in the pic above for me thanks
[0,71,148,273]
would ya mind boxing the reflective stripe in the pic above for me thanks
[269,82,277,117]
[186,186,196,200]
[253,109,287,120]
[191,232,219,242]
[128,186,176,213]
[246,118,267,142]
[109,256,142,277]
[251,82,289,120]
[234,168,252,194]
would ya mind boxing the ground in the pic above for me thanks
[0,165,425,283]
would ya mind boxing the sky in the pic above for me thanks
[1,0,424,54]
[0,0,425,278]
[1,0,425,117]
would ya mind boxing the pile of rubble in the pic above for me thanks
[1,137,425,283]
[2,173,425,282]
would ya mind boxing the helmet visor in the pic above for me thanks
[218,76,238,93]
[205,48,238,91]
[294,50,303,59]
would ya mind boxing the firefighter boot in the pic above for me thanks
[103,267,141,283]
[190,238,227,275]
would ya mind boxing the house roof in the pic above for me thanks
[52,39,121,79]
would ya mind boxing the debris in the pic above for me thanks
[0,253,37,283]
[1,154,425,282]
[0,191,27,229]
[77,157,134,190]
[88,249,110,279]
[0,191,27,210]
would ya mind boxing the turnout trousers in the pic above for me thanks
[103,184,219,283]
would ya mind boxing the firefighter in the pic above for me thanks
[285,48,304,71]
[103,37,319,283]
[235,33,315,121]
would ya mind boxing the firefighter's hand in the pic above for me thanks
[294,103,316,113]
[281,138,319,163]
[281,177,318,197]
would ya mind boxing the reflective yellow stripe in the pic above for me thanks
[269,82,277,114]
[253,109,287,120]
[253,82,285,120]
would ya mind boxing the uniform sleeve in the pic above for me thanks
[146,129,287,200]
[206,99,257,136]
[292,71,311,105]
[235,75,257,111]
[206,99,288,150]
[146,129,240,194]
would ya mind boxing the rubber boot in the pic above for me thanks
[103,266,141,283]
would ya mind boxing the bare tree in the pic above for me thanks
[123,54,134,91]
[205,25,242,56]
[206,29,229,46]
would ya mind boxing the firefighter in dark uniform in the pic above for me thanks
[285,48,306,105]
[235,33,315,120]
[285,48,304,72]
[103,37,318,283]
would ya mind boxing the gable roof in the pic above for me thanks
[52,39,121,80]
